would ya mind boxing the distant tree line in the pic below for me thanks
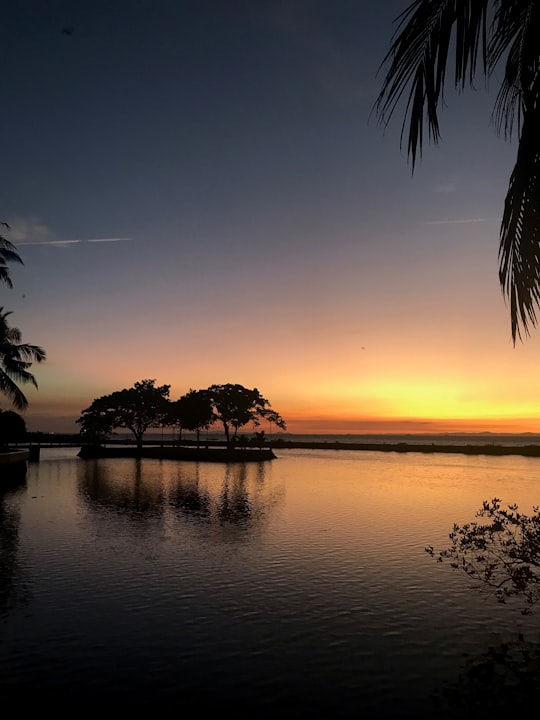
[77,379,286,451]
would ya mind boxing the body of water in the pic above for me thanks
[1,446,540,716]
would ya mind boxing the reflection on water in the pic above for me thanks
[77,457,280,534]
[0,482,28,617]
[78,458,166,519]
[169,462,211,521]
[2,448,540,716]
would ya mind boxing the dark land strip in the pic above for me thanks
[9,435,540,459]
[268,439,540,457]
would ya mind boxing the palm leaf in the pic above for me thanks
[490,1,540,138]
[0,234,23,289]
[0,267,14,288]
[0,370,31,410]
[0,306,46,409]
[376,1,540,340]
[499,105,540,341]
[375,0,490,169]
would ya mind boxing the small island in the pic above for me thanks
[76,380,285,463]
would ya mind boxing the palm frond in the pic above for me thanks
[1,343,46,364]
[490,1,540,138]
[375,0,490,169]
[491,37,523,138]
[0,358,38,387]
[0,234,23,289]
[0,370,30,410]
[498,105,540,342]
[0,237,23,265]
[0,306,46,409]
[0,267,14,288]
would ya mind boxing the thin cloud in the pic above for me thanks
[6,216,55,244]
[418,218,488,226]
[4,217,132,246]
[87,237,131,243]
[15,237,132,246]
[434,182,456,194]
[16,239,80,246]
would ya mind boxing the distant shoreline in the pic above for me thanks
[16,433,540,459]
[268,439,540,457]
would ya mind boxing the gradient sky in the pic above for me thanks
[2,0,540,435]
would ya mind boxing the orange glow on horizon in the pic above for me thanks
[280,415,540,435]
[22,399,540,435]
[19,359,540,435]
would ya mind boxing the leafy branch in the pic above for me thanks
[426,498,540,614]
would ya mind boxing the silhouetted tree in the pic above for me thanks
[427,498,540,614]
[0,307,46,410]
[77,410,115,446]
[168,389,215,446]
[77,379,171,451]
[206,383,286,449]
[254,430,266,449]
[376,1,540,342]
[0,409,26,448]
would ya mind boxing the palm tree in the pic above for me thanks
[0,307,46,410]
[1,223,23,288]
[375,1,540,342]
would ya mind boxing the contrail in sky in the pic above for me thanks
[418,218,488,226]
[87,237,130,243]
[15,237,132,246]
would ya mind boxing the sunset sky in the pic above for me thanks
[2,0,540,435]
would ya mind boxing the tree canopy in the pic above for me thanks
[78,380,287,451]
[206,383,286,448]
[77,379,171,450]
[376,0,540,342]
[167,389,215,445]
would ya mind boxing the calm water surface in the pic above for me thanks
[1,447,540,716]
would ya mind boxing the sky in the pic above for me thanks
[2,0,540,435]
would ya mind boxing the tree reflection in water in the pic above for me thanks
[77,458,166,520]
[431,633,540,716]
[218,463,253,524]
[168,463,211,521]
[169,461,278,532]
[76,457,284,536]
[0,482,29,617]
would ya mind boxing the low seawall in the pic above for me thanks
[0,449,29,481]
[78,445,277,463]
